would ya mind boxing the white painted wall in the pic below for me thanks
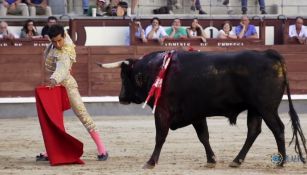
[84,26,130,46]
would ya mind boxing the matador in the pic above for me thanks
[37,24,108,161]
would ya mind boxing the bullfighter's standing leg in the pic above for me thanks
[229,111,262,167]
[144,107,170,169]
[63,75,108,160]
[192,118,216,167]
[262,112,286,166]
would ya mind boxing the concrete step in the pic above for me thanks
[134,0,307,16]
[53,0,307,16]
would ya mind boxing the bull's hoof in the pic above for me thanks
[229,161,241,168]
[143,163,155,169]
[206,162,216,168]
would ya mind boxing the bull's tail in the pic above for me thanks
[284,69,307,163]
[267,49,307,163]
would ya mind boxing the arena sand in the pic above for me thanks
[0,114,307,175]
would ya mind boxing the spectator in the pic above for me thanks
[0,0,29,16]
[0,21,16,39]
[190,0,206,14]
[145,17,168,44]
[41,16,57,39]
[26,0,52,16]
[116,1,128,16]
[105,0,119,16]
[241,0,266,15]
[218,21,237,39]
[87,0,107,16]
[105,0,128,16]
[235,16,258,39]
[186,18,206,42]
[133,19,147,43]
[96,0,107,16]
[20,19,40,38]
[83,0,89,14]
[288,16,307,44]
[166,18,187,39]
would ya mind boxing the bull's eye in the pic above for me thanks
[135,73,143,87]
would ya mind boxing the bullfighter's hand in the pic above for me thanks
[48,79,57,88]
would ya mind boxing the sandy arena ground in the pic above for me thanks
[0,114,307,175]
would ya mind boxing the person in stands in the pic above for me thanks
[0,21,17,39]
[186,18,207,42]
[217,21,237,39]
[20,19,40,38]
[145,17,168,44]
[41,16,58,39]
[235,15,258,39]
[26,0,52,16]
[165,18,188,39]
[288,16,307,44]
[0,0,29,16]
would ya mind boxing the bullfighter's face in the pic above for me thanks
[51,33,65,50]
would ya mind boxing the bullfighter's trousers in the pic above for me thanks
[61,74,97,132]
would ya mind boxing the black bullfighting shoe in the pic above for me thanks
[36,153,48,161]
[97,152,108,161]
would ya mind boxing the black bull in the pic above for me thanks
[99,49,307,168]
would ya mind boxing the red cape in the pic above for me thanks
[35,86,84,165]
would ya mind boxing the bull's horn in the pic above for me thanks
[96,60,129,68]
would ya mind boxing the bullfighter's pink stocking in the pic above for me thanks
[90,131,107,155]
